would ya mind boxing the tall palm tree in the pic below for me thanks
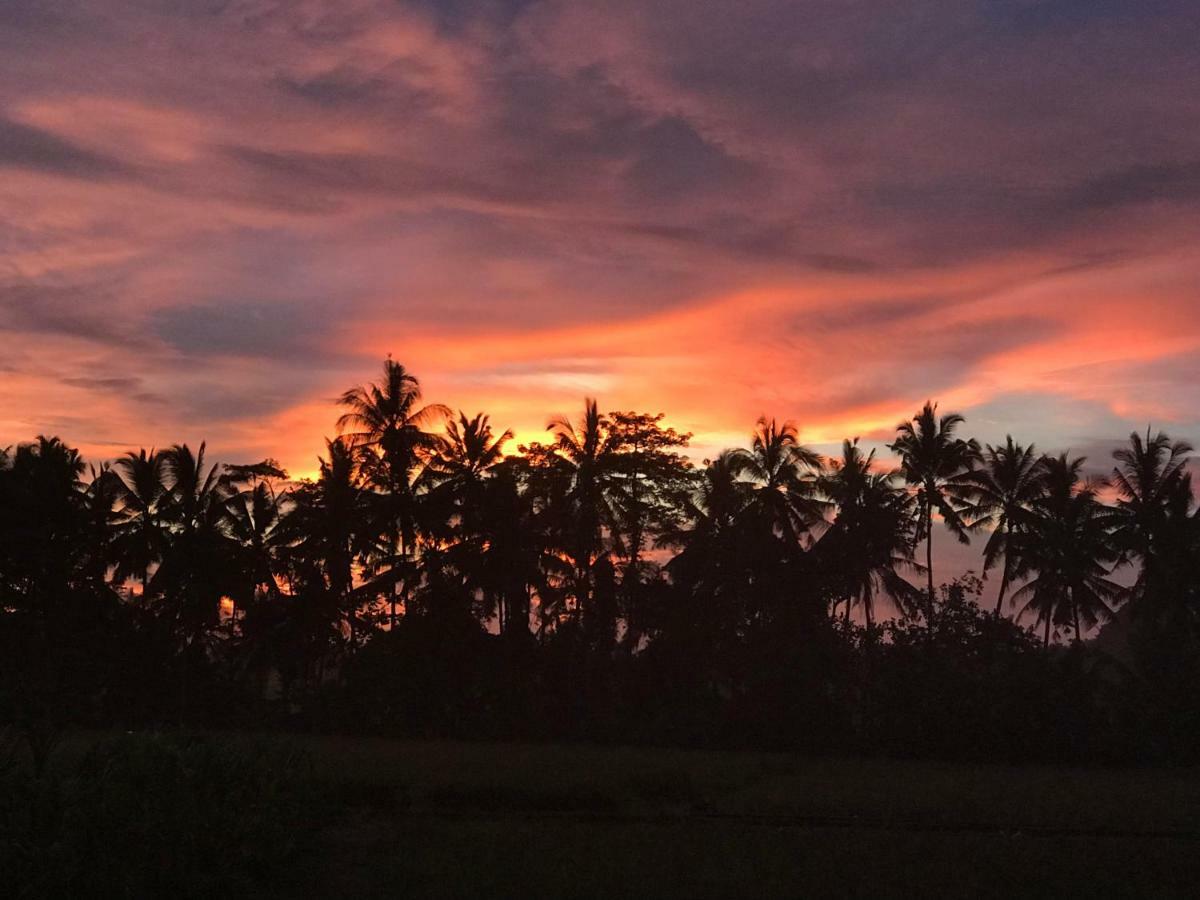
[818,439,920,626]
[965,437,1046,615]
[153,443,237,643]
[1110,429,1195,616]
[337,359,449,625]
[888,401,981,605]
[729,417,825,549]
[427,411,512,534]
[1010,454,1121,645]
[112,448,169,596]
[283,438,372,647]
[545,398,621,625]
[160,442,228,534]
[662,450,755,638]
[79,463,124,588]
[224,476,289,630]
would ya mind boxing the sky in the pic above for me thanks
[2,0,1199,485]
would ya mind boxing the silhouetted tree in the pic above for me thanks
[337,359,449,625]
[889,402,981,609]
[818,439,921,626]
[965,437,1046,615]
[111,448,169,597]
[1110,429,1195,619]
[1011,455,1121,645]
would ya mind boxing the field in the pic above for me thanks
[11,733,1200,897]
[296,737,1200,897]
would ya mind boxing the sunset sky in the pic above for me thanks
[2,0,1199,483]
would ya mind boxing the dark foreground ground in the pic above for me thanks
[9,733,1200,898]
[306,738,1200,898]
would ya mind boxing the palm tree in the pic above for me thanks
[337,359,449,625]
[112,448,169,596]
[224,474,289,631]
[473,460,562,637]
[965,437,1046,615]
[729,417,825,549]
[160,442,228,534]
[1109,429,1194,616]
[545,398,621,627]
[79,463,124,588]
[888,401,981,606]
[818,439,921,626]
[1010,454,1121,645]
[662,450,755,638]
[283,438,372,646]
[427,411,512,534]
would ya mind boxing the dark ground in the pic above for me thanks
[294,737,1200,898]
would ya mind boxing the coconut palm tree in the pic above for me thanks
[730,417,825,549]
[283,438,373,646]
[111,448,169,596]
[426,411,512,535]
[818,439,921,626]
[79,463,124,588]
[1109,429,1195,616]
[662,451,756,638]
[1010,454,1121,645]
[544,398,621,625]
[337,359,449,625]
[965,437,1047,615]
[888,401,981,606]
[224,473,289,630]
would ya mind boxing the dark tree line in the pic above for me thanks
[3,360,1200,763]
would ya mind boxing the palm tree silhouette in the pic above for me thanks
[284,438,372,647]
[1011,454,1121,645]
[427,411,513,534]
[337,359,449,625]
[889,401,981,608]
[546,398,621,627]
[965,437,1046,615]
[663,451,755,639]
[112,448,169,597]
[224,470,289,632]
[730,417,825,549]
[1110,429,1194,617]
[155,443,236,643]
[818,439,920,626]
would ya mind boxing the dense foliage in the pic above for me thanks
[2,360,1199,763]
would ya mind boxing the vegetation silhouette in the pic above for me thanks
[2,358,1200,772]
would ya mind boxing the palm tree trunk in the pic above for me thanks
[1043,614,1051,647]
[843,596,852,627]
[392,530,403,629]
[1073,601,1082,645]
[924,502,935,618]
[994,556,1010,617]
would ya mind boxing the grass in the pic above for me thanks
[16,732,1200,897]
[289,735,1200,897]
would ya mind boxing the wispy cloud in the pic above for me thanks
[0,0,1198,474]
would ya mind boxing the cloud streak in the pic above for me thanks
[0,0,1198,476]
